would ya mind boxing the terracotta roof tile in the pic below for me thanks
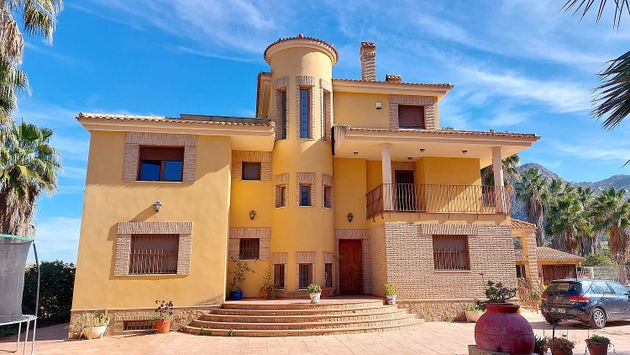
[536,247,585,263]
[77,112,273,127]
[333,78,453,89]
[511,218,537,231]
[343,126,539,140]
[264,34,338,61]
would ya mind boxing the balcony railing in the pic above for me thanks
[366,183,509,218]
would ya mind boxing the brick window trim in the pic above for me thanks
[388,95,437,130]
[114,221,193,277]
[295,75,316,140]
[431,234,471,272]
[229,227,271,261]
[123,133,197,183]
[232,151,272,181]
[273,173,289,208]
[322,174,333,209]
[296,172,316,207]
[320,79,332,142]
[273,76,289,141]
[296,251,316,290]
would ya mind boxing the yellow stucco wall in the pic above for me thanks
[333,158,367,230]
[417,157,481,185]
[333,92,390,128]
[72,132,231,310]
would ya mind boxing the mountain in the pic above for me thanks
[510,163,630,220]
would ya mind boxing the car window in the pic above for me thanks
[546,282,581,294]
[608,282,629,295]
[589,281,613,294]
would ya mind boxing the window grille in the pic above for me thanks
[129,234,179,275]
[239,238,260,260]
[298,263,312,289]
[274,264,285,289]
[432,235,470,271]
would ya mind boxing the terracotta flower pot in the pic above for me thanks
[155,319,171,333]
[474,303,534,355]
[322,287,333,297]
[586,340,608,355]
[551,349,572,355]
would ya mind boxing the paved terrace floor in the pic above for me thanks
[1,310,630,355]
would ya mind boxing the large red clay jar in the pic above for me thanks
[474,303,534,355]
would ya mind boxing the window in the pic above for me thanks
[242,162,261,180]
[590,281,613,294]
[299,184,312,206]
[129,234,179,274]
[324,263,333,287]
[609,282,629,295]
[239,238,260,260]
[516,264,526,278]
[278,90,287,139]
[323,185,333,208]
[299,88,311,138]
[298,263,313,289]
[275,185,287,208]
[432,235,470,271]
[398,105,425,129]
[138,147,184,181]
[274,264,285,289]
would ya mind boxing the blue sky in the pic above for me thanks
[16,0,629,261]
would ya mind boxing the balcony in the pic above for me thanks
[366,183,509,218]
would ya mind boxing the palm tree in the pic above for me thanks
[0,0,63,116]
[515,168,550,246]
[481,154,521,191]
[546,193,592,254]
[0,120,61,236]
[576,186,599,254]
[563,1,629,165]
[591,187,630,284]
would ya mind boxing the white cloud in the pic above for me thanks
[487,109,530,127]
[549,138,630,164]
[32,217,81,262]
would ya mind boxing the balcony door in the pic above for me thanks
[395,170,416,211]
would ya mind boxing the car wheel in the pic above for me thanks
[590,308,607,329]
[544,315,556,325]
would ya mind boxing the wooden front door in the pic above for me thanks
[339,239,363,295]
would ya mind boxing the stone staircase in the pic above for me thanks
[183,298,423,337]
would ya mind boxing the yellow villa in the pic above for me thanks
[70,35,540,336]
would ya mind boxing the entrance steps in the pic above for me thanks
[183,298,422,337]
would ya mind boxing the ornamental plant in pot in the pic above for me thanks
[307,284,322,304]
[79,309,109,339]
[384,283,398,305]
[228,258,255,300]
[154,300,174,333]
[464,300,484,323]
[474,280,535,354]
[258,265,277,300]
[534,335,549,355]
[585,334,610,355]
[549,336,574,355]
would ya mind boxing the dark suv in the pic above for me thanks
[541,278,630,328]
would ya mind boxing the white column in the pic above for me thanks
[492,146,506,213]
[381,143,392,211]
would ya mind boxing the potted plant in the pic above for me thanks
[228,258,255,300]
[79,309,109,339]
[321,287,333,297]
[464,300,484,323]
[585,335,610,355]
[258,265,277,300]
[549,336,574,355]
[384,283,398,305]
[474,280,534,354]
[154,300,174,333]
[307,283,322,304]
[534,335,549,355]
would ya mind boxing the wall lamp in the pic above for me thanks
[249,210,257,220]
[153,200,162,213]
[347,212,354,223]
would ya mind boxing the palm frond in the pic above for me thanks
[593,51,630,130]
[563,0,630,28]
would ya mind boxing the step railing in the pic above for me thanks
[366,183,509,218]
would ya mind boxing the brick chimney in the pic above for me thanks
[385,74,401,84]
[360,42,376,81]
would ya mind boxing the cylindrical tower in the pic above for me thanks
[265,35,337,294]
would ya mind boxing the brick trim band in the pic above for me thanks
[231,151,272,181]
[228,227,271,260]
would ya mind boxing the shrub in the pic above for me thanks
[384,283,397,296]
[22,260,76,327]
[583,250,616,266]
[79,310,109,328]
[483,281,516,304]
[307,284,321,294]
[588,334,610,344]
